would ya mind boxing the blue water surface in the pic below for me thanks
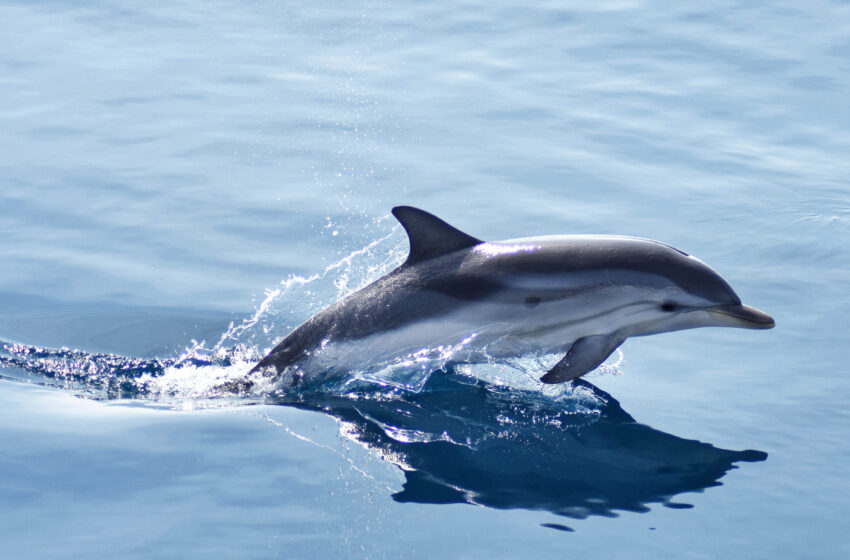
[1,1,849,558]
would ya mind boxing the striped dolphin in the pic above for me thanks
[251,206,774,387]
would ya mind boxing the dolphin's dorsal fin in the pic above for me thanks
[392,206,482,265]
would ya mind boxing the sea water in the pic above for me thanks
[1,1,849,558]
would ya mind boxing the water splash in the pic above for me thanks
[0,227,411,404]
[176,226,406,366]
[0,340,167,399]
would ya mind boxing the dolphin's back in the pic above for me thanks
[466,236,739,305]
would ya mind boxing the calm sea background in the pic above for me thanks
[1,1,849,558]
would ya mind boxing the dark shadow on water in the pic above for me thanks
[275,373,767,519]
[0,338,767,520]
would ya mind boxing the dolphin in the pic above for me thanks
[251,206,774,387]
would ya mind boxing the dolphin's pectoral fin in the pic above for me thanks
[540,335,625,384]
[392,206,482,265]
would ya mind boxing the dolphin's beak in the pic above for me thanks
[707,304,775,330]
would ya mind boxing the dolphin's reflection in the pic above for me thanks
[275,374,766,519]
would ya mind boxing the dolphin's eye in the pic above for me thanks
[660,302,678,312]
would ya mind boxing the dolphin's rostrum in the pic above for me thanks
[252,206,774,387]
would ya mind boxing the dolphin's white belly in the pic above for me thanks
[299,295,642,377]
